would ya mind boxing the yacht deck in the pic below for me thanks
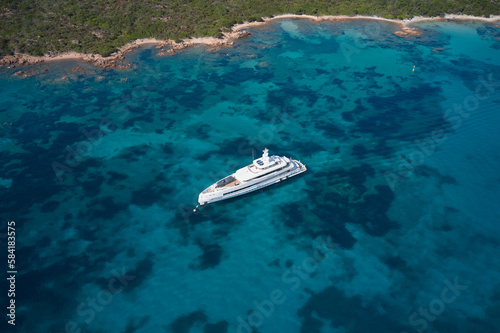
[206,178,240,193]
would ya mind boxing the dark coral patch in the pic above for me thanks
[122,255,154,293]
[185,123,211,141]
[298,286,408,333]
[107,171,129,185]
[384,256,407,270]
[40,200,60,213]
[94,254,154,294]
[86,196,127,220]
[303,164,397,241]
[170,310,207,333]
[118,144,150,162]
[160,142,174,154]
[190,243,223,270]
[164,75,208,107]
[197,137,257,162]
[12,251,109,332]
[300,315,324,333]
[77,157,104,170]
[314,119,345,139]
[281,203,303,228]
[415,165,457,185]
[293,141,325,157]
[266,85,319,110]
[122,112,154,129]
[354,185,397,236]
[204,320,229,333]
[363,84,447,140]
[316,68,329,75]
[352,144,369,159]
[131,181,172,207]
[313,204,357,249]
[81,174,105,197]
[123,316,151,333]
[0,151,65,216]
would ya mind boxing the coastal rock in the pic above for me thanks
[0,40,138,70]
[88,57,117,69]
[12,68,48,78]
[394,27,423,37]
[117,64,131,70]
[119,44,139,55]
[0,25,251,69]
[0,54,44,66]
[172,42,189,50]
[228,30,251,39]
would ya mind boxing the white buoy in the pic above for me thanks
[193,204,200,212]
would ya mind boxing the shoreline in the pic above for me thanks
[1,14,499,70]
[230,13,500,30]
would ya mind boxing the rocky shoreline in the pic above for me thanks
[0,30,251,69]
[1,13,498,70]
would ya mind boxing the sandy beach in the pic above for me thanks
[231,13,500,30]
[1,14,499,69]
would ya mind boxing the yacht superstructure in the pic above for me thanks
[198,148,306,206]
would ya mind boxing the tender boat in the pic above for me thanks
[198,148,306,206]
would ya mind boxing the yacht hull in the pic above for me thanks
[198,159,306,206]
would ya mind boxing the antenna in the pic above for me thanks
[263,148,269,163]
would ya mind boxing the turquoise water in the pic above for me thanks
[1,19,499,333]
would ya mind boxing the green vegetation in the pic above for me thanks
[1,0,499,56]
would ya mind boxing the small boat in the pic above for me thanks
[198,148,306,206]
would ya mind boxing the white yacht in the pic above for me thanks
[198,148,306,206]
